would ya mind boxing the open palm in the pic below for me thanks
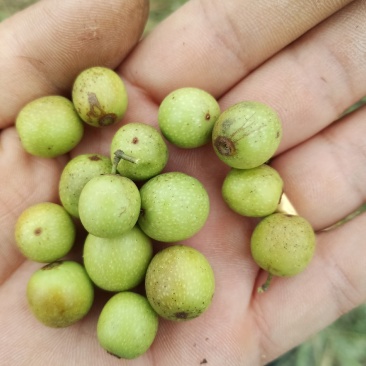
[1,0,366,365]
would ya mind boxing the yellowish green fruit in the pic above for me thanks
[72,66,128,127]
[83,226,153,292]
[97,292,158,359]
[59,154,112,218]
[251,213,316,278]
[158,87,220,148]
[78,174,141,238]
[15,202,75,263]
[27,261,94,327]
[110,122,168,181]
[212,101,282,169]
[16,96,84,158]
[138,172,210,242]
[145,245,215,321]
[222,164,283,217]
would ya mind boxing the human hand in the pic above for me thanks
[1,0,366,365]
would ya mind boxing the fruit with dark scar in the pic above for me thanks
[212,101,282,169]
[145,245,215,321]
[72,66,128,127]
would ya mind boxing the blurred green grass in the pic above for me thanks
[1,1,366,365]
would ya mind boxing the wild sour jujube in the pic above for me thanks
[110,122,168,181]
[59,153,112,218]
[212,101,282,169]
[72,66,128,127]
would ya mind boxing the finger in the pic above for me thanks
[0,0,148,127]
[121,0,352,101]
[0,0,148,282]
[251,210,366,363]
[218,0,366,155]
[0,128,64,284]
[271,105,366,231]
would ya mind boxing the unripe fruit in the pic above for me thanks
[138,172,210,242]
[251,213,316,278]
[72,66,128,127]
[16,96,84,158]
[83,226,153,292]
[78,174,141,238]
[110,122,169,181]
[97,292,158,359]
[59,154,112,218]
[222,165,283,217]
[27,261,94,327]
[158,87,220,148]
[145,245,215,321]
[212,101,282,169]
[15,202,75,263]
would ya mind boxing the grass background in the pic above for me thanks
[1,0,366,365]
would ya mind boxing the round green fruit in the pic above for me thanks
[59,153,112,218]
[251,213,316,278]
[27,261,94,327]
[145,245,215,321]
[15,202,76,263]
[78,174,141,238]
[72,66,128,127]
[16,95,84,158]
[212,101,282,169]
[222,164,283,217]
[158,87,220,148]
[97,292,158,359]
[83,226,153,292]
[110,122,168,181]
[138,172,210,242]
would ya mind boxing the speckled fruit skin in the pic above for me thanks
[138,172,210,242]
[78,174,141,238]
[15,202,76,263]
[72,66,128,127]
[59,154,112,218]
[158,87,221,148]
[16,96,84,158]
[222,164,283,217]
[27,261,94,328]
[110,122,169,181]
[97,292,158,359]
[145,245,215,321]
[212,101,282,169]
[83,226,153,292]
[251,213,316,277]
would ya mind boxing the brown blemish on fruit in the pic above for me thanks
[205,112,211,120]
[200,359,208,364]
[86,92,117,126]
[42,261,62,270]
[214,136,236,156]
[34,227,42,236]
[175,311,188,319]
[89,155,101,161]
[98,113,117,126]
[132,137,139,144]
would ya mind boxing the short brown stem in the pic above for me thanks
[111,149,139,174]
[257,273,273,293]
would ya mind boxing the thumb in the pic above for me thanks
[0,0,149,127]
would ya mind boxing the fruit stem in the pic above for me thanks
[276,192,298,216]
[111,149,139,174]
[257,273,273,293]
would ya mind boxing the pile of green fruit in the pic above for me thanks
[211,101,316,291]
[13,66,316,359]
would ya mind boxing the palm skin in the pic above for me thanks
[1,0,366,365]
